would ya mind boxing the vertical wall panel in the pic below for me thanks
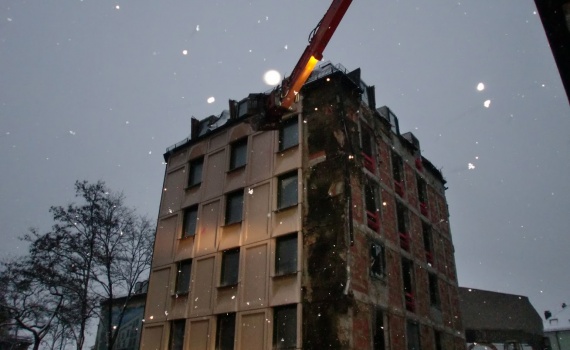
[238,311,267,350]
[196,200,219,256]
[244,182,270,245]
[187,318,212,350]
[241,244,268,310]
[140,324,164,350]
[203,150,226,201]
[144,268,171,322]
[160,168,186,216]
[248,132,274,184]
[152,216,177,267]
[190,256,215,317]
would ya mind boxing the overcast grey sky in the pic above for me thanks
[1,0,569,335]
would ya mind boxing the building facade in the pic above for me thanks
[140,63,465,349]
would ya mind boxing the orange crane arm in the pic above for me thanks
[280,0,353,109]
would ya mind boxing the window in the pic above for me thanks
[279,116,299,151]
[175,259,192,295]
[276,234,297,276]
[216,313,236,350]
[434,330,443,350]
[422,222,434,265]
[225,190,244,225]
[220,249,239,286]
[373,309,386,350]
[183,206,198,238]
[169,319,185,350]
[229,138,247,170]
[188,157,204,187]
[370,242,386,279]
[278,172,298,210]
[416,176,428,216]
[365,181,380,231]
[273,305,297,349]
[361,125,376,173]
[391,151,404,183]
[402,258,415,312]
[397,202,410,251]
[406,321,421,350]
[428,273,440,307]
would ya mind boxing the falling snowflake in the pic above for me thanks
[196,25,200,31]
[468,163,476,170]
[115,5,120,10]
[483,100,491,108]
[69,130,76,135]
[182,50,188,55]
[207,97,215,104]
[476,82,485,91]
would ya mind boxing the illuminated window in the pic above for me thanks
[276,234,297,276]
[229,138,247,170]
[279,116,299,151]
[175,259,192,295]
[188,157,204,187]
[273,305,297,349]
[183,206,198,238]
[225,190,244,225]
[220,249,239,287]
[278,172,298,210]
[216,313,236,350]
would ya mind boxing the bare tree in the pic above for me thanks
[23,180,154,350]
[0,259,64,350]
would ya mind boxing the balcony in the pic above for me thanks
[415,157,423,171]
[366,210,380,231]
[405,292,416,312]
[362,152,376,173]
[394,180,405,197]
[420,202,429,216]
[426,251,434,266]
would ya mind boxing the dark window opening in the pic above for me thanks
[373,309,386,350]
[365,181,380,231]
[276,234,298,276]
[230,138,247,170]
[422,222,434,265]
[183,206,198,238]
[361,126,376,173]
[397,202,410,251]
[225,190,244,225]
[417,176,428,216]
[175,259,192,295]
[279,117,299,151]
[273,305,297,349]
[216,313,236,350]
[435,331,443,350]
[429,273,440,307]
[220,249,239,286]
[278,172,298,210]
[391,151,404,183]
[402,258,415,312]
[169,319,185,350]
[406,321,421,350]
[370,243,386,279]
[188,157,204,187]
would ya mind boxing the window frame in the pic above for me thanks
[428,272,441,308]
[225,190,244,225]
[229,138,248,171]
[278,116,299,152]
[406,320,421,350]
[275,234,298,276]
[370,242,386,280]
[169,319,186,350]
[273,304,297,349]
[175,259,192,295]
[182,205,198,238]
[220,248,240,287]
[215,312,236,350]
[188,156,204,188]
[277,171,298,210]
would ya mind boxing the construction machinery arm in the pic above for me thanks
[278,0,353,110]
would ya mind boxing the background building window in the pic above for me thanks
[434,330,443,350]
[216,313,236,350]
[225,190,244,225]
[276,234,297,276]
[273,305,297,349]
[391,151,404,183]
[279,116,299,151]
[188,157,204,187]
[229,138,247,170]
[169,319,185,350]
[361,125,376,173]
[365,181,380,231]
[373,309,386,350]
[422,222,434,265]
[278,172,298,210]
[397,202,410,251]
[175,259,192,295]
[370,243,386,279]
[183,206,198,238]
[429,273,440,307]
[220,249,239,286]
[402,258,415,312]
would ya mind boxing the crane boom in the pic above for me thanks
[261,0,352,125]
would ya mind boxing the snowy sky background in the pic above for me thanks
[1,0,569,341]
